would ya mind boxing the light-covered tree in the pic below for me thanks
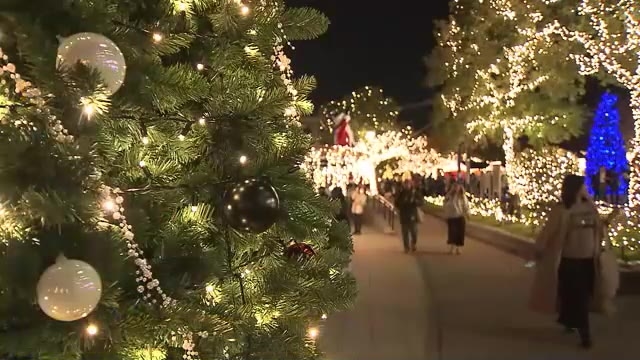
[320,86,400,141]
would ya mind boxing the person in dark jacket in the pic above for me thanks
[395,180,422,253]
[331,187,349,227]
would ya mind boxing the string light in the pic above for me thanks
[191,205,198,213]
[198,117,206,125]
[139,160,146,167]
[307,327,319,340]
[86,323,98,336]
[142,136,150,145]
[152,33,163,43]
[102,199,116,212]
[239,155,247,164]
[240,5,250,16]
[196,63,204,71]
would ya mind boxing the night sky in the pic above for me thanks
[287,0,450,126]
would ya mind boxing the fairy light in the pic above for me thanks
[83,103,95,117]
[321,86,400,136]
[152,33,163,43]
[239,155,247,164]
[142,136,150,145]
[191,205,198,213]
[307,327,319,340]
[198,117,206,125]
[139,160,146,167]
[240,5,250,16]
[196,63,205,71]
[178,134,186,141]
[302,130,439,194]
[86,323,98,336]
[102,199,116,212]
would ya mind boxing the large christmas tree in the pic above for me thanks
[0,0,355,359]
[585,92,629,198]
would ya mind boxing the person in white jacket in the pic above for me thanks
[444,183,470,254]
[351,185,367,235]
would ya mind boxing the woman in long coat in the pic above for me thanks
[529,175,607,349]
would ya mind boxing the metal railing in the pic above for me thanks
[372,194,397,230]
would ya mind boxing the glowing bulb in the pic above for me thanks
[240,5,250,15]
[142,136,149,145]
[177,2,188,11]
[102,199,116,212]
[83,104,95,117]
[199,117,206,125]
[86,324,98,336]
[321,314,327,320]
[205,284,214,293]
[307,327,319,339]
[178,134,185,141]
[191,205,198,213]
[139,160,146,167]
[239,155,247,164]
[152,33,163,43]
[196,63,205,71]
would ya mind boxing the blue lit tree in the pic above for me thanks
[585,92,629,198]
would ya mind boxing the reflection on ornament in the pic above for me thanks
[36,255,102,322]
[57,32,127,94]
[223,178,280,233]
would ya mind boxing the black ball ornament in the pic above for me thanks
[223,178,280,233]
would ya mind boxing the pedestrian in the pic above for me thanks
[395,179,421,253]
[443,183,469,255]
[350,185,367,235]
[331,187,349,228]
[529,174,608,349]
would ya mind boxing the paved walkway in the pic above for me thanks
[318,212,640,360]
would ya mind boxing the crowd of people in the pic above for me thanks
[319,171,619,350]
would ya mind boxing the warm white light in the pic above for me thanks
[139,160,146,167]
[196,63,205,71]
[365,131,376,140]
[177,2,188,11]
[321,313,328,320]
[142,136,149,145]
[191,205,198,213]
[178,135,185,141]
[240,5,250,15]
[83,104,95,117]
[102,199,116,212]
[198,117,206,125]
[239,155,247,164]
[205,284,214,293]
[152,33,163,43]
[86,324,98,336]
[307,327,319,339]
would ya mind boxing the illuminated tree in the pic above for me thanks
[0,0,355,358]
[427,0,585,198]
[585,92,629,198]
[320,86,400,140]
[511,147,581,226]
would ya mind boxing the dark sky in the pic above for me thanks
[286,0,450,125]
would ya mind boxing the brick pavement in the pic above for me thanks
[318,213,640,360]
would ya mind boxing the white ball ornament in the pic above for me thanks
[56,32,127,95]
[36,255,102,322]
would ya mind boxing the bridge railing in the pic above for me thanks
[372,194,397,231]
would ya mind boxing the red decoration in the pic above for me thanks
[285,242,316,261]
[333,114,354,146]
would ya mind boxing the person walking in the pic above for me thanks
[350,185,367,235]
[395,180,422,253]
[331,187,350,228]
[529,174,608,349]
[443,183,469,255]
